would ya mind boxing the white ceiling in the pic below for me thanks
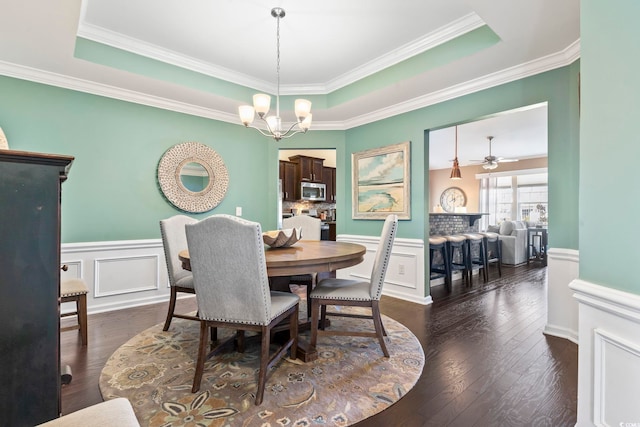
[0,1,577,165]
[428,103,548,170]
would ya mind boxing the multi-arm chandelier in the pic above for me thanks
[238,7,312,142]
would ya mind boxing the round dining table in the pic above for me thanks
[178,240,366,277]
[178,240,367,362]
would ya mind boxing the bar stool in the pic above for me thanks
[462,233,487,284]
[61,278,89,346]
[479,231,502,280]
[445,235,469,285]
[429,236,450,291]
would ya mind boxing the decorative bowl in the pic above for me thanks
[262,227,302,248]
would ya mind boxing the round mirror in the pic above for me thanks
[157,142,229,213]
[179,161,210,193]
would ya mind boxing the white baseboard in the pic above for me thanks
[570,279,640,426]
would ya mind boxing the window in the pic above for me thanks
[479,169,548,229]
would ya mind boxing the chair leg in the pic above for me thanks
[310,298,320,349]
[163,287,178,331]
[320,304,328,330]
[290,305,298,359]
[255,325,270,405]
[191,321,209,393]
[371,301,389,357]
[77,293,88,346]
[236,330,245,353]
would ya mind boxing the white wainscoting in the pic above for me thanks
[570,279,640,426]
[61,239,172,315]
[61,235,430,315]
[544,248,579,344]
[337,234,431,305]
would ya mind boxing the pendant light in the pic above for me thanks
[450,126,462,180]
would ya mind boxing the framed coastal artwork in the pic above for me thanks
[352,141,410,220]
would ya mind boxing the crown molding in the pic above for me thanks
[0,60,240,125]
[77,22,278,94]
[342,39,581,129]
[322,12,485,94]
[0,38,580,132]
[77,13,484,96]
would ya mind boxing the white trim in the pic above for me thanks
[475,167,548,180]
[544,248,579,343]
[570,279,640,324]
[0,40,580,131]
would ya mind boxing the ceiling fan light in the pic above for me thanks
[483,162,498,170]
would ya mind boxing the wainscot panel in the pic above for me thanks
[570,279,640,426]
[544,248,579,344]
[61,240,173,315]
[337,234,430,305]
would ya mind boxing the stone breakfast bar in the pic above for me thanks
[429,212,488,236]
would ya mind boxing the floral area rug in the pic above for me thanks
[99,307,424,427]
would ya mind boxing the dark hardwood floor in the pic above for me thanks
[60,264,577,426]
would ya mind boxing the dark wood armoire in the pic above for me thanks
[0,149,74,426]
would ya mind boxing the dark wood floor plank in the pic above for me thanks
[60,265,577,426]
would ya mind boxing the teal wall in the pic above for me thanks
[0,75,342,242]
[0,62,580,291]
[343,65,580,253]
[580,0,640,295]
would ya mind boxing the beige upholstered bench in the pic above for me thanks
[37,398,139,427]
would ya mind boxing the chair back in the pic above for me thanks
[283,215,322,240]
[160,215,198,287]
[369,214,398,300]
[185,214,273,325]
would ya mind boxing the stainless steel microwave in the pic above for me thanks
[300,182,326,201]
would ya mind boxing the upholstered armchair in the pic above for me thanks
[496,220,528,265]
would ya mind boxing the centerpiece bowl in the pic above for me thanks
[262,227,302,248]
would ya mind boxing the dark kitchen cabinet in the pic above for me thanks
[279,160,297,201]
[289,155,324,182]
[323,166,336,202]
[0,149,73,426]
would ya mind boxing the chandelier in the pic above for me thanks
[238,7,312,142]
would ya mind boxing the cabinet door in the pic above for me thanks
[311,158,324,182]
[323,166,335,202]
[280,161,297,201]
[289,155,324,182]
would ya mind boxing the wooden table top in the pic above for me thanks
[179,240,366,277]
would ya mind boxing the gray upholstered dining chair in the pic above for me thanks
[185,214,299,405]
[282,214,321,240]
[159,215,199,331]
[282,214,322,316]
[310,214,398,357]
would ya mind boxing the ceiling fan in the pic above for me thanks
[471,136,519,170]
